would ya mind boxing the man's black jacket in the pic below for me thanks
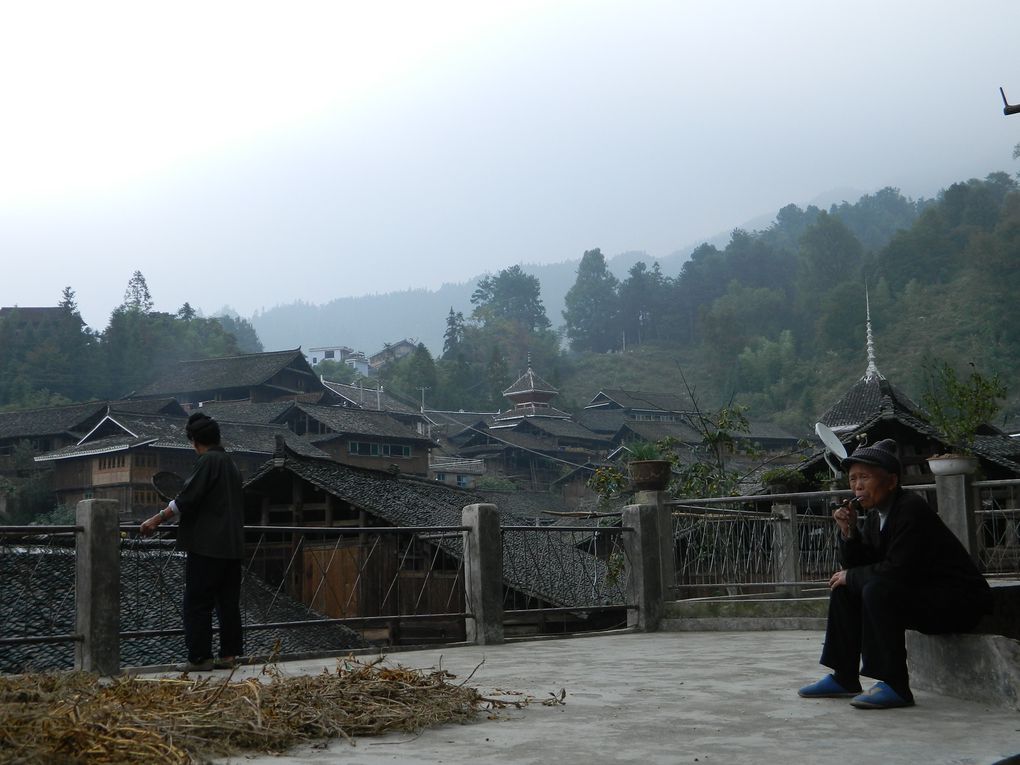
[839,487,991,609]
[174,446,245,560]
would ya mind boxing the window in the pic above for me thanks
[348,441,412,458]
[435,472,446,482]
[98,454,126,470]
[324,350,335,359]
[456,475,468,488]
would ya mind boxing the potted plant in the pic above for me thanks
[625,440,673,491]
[921,360,1006,475]
[760,466,807,494]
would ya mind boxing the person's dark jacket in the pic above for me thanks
[839,487,991,610]
[174,446,244,560]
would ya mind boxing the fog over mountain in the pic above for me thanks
[248,186,873,354]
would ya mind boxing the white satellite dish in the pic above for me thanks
[815,422,847,477]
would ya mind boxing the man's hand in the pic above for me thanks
[832,500,859,538]
[140,514,162,537]
[829,569,848,589]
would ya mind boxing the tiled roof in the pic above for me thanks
[35,413,329,461]
[816,372,925,431]
[744,420,803,442]
[512,418,609,443]
[0,399,188,442]
[294,404,434,445]
[245,451,621,609]
[197,400,297,425]
[0,401,107,440]
[503,367,558,398]
[494,403,572,421]
[321,380,421,414]
[612,420,703,445]
[475,489,569,521]
[800,372,1020,478]
[0,306,66,322]
[586,389,692,413]
[575,409,627,434]
[131,349,313,397]
[1,544,366,673]
[108,398,187,417]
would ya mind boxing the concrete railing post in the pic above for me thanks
[934,472,979,563]
[623,503,663,632]
[771,501,800,597]
[75,499,120,675]
[462,503,503,645]
[635,489,675,601]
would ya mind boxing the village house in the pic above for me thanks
[199,400,436,477]
[242,441,623,643]
[446,367,609,490]
[129,348,331,407]
[801,327,1020,483]
[34,410,327,521]
[367,338,418,370]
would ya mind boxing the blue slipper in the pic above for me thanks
[798,674,861,698]
[850,682,914,709]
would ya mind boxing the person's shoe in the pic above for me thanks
[175,659,214,673]
[798,674,861,698]
[850,682,915,709]
[213,657,240,670]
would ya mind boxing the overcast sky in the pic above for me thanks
[1,0,1017,331]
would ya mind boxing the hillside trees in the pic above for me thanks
[563,248,620,352]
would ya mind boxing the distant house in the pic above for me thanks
[799,319,1020,483]
[0,398,185,475]
[448,367,609,490]
[243,444,622,643]
[584,389,693,422]
[0,306,75,334]
[129,348,329,407]
[368,339,418,370]
[198,400,436,477]
[35,411,327,521]
[319,379,430,435]
[305,345,353,366]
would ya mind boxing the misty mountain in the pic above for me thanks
[247,186,876,356]
[249,250,677,355]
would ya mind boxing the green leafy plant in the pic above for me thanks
[625,441,665,461]
[760,466,806,489]
[922,360,1007,455]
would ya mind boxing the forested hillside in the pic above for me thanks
[3,173,1017,435]
[373,175,1018,431]
[0,273,262,409]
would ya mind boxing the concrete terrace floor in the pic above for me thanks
[206,630,1020,765]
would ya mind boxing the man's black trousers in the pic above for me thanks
[820,577,985,693]
[183,552,243,663]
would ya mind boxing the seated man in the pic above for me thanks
[799,438,992,709]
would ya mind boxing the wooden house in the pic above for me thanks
[243,443,623,644]
[198,400,436,476]
[129,348,330,407]
[35,411,327,521]
[448,367,609,490]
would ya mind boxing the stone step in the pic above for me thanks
[661,597,828,632]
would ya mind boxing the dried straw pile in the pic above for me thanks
[0,657,511,764]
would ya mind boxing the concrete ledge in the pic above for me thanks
[662,617,826,631]
[664,597,828,620]
[907,631,1020,711]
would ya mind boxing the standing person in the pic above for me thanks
[141,412,245,672]
[798,438,992,709]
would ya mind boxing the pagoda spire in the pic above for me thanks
[864,285,882,380]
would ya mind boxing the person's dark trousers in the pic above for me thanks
[183,552,244,663]
[819,577,986,697]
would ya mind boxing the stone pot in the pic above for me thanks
[628,460,672,491]
[927,454,979,476]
